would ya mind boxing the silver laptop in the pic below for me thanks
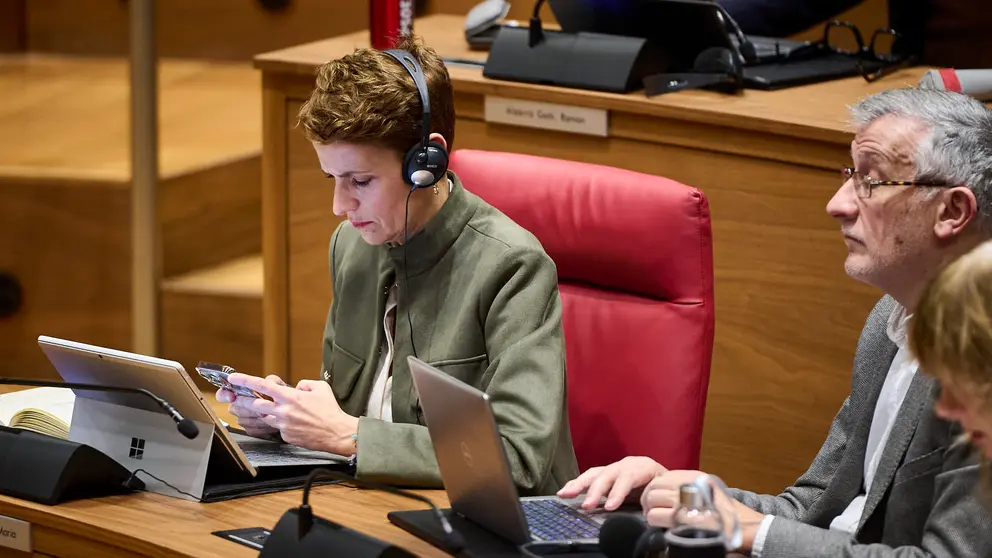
[408,356,629,544]
[36,336,346,472]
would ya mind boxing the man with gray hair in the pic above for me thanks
[557,87,992,556]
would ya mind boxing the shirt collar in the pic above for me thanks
[385,170,475,278]
[886,302,913,349]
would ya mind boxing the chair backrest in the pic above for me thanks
[449,149,715,471]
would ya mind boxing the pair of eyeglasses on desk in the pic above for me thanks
[772,20,917,82]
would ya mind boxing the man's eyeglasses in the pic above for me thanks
[785,20,917,82]
[842,167,951,198]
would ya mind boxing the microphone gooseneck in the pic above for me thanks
[299,468,466,553]
[657,0,757,65]
[0,378,199,439]
[529,0,547,47]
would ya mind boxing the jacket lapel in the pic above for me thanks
[817,335,898,520]
[857,371,933,530]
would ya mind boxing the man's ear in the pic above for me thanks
[934,186,978,239]
[428,132,448,152]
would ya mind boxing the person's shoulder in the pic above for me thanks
[461,191,553,267]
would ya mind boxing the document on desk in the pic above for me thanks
[231,432,349,468]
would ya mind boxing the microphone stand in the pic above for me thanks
[298,468,466,553]
[0,378,200,439]
[259,468,465,557]
[528,0,546,47]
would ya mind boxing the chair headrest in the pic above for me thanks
[450,150,713,302]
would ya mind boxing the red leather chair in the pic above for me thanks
[450,149,715,471]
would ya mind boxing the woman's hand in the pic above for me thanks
[227,374,360,455]
[216,374,286,439]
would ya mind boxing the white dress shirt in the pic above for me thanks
[366,284,398,422]
[752,304,917,557]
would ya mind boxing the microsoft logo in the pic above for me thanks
[128,437,145,460]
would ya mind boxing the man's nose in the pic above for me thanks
[826,178,859,220]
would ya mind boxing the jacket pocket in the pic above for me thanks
[412,354,489,423]
[893,447,945,486]
[328,341,365,401]
[428,354,490,385]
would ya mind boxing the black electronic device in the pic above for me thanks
[0,425,143,505]
[260,468,465,558]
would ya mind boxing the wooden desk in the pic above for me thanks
[254,14,926,495]
[0,483,448,557]
[0,389,448,557]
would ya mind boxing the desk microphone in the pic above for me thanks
[298,468,466,552]
[260,468,465,557]
[600,515,668,558]
[0,378,199,440]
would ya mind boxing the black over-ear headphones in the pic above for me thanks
[382,49,450,190]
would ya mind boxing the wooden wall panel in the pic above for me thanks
[160,155,261,278]
[24,0,368,61]
[0,0,25,53]
[0,179,130,381]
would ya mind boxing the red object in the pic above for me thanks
[450,150,715,471]
[938,68,963,93]
[369,0,414,50]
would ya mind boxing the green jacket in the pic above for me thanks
[320,171,579,495]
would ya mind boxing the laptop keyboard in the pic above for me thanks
[521,500,602,541]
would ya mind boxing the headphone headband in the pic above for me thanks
[383,49,432,151]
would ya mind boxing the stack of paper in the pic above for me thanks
[0,387,75,440]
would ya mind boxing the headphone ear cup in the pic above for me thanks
[403,140,450,189]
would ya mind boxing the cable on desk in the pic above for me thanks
[126,468,200,500]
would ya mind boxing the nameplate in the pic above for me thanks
[0,515,31,553]
[484,96,609,137]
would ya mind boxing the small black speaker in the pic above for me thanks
[0,426,141,505]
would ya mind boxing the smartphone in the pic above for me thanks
[195,361,267,400]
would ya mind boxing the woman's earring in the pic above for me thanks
[433,183,439,196]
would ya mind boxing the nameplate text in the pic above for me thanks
[484,96,608,137]
[0,515,31,552]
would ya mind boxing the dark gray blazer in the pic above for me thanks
[732,296,992,557]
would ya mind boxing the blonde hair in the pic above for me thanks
[911,240,992,397]
[910,239,992,493]
[296,35,455,155]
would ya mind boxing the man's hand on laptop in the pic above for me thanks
[217,374,286,438]
[226,374,360,456]
[642,469,766,553]
[556,456,668,511]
